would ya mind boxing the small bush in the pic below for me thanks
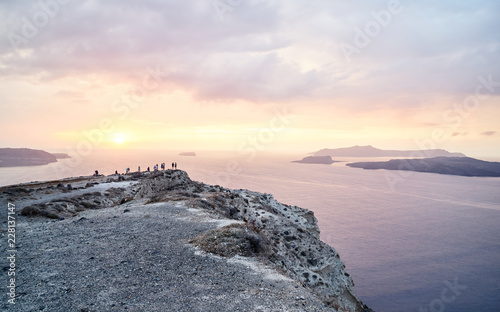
[20,205,60,219]
[21,205,41,216]
[190,223,269,258]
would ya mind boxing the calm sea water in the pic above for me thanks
[1,150,499,312]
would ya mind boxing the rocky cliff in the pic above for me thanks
[0,170,373,311]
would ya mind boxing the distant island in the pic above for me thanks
[179,152,196,156]
[346,157,500,177]
[292,155,339,164]
[0,148,70,167]
[314,145,466,158]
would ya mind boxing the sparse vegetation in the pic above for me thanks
[190,223,269,259]
[21,205,59,219]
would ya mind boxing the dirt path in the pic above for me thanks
[2,199,335,312]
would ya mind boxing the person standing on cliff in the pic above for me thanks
[171,162,174,170]
[175,162,177,170]
[138,166,141,172]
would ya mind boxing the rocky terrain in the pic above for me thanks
[314,145,466,158]
[0,148,70,167]
[0,170,373,312]
[292,156,339,164]
[347,156,500,177]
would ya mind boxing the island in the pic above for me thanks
[346,157,500,177]
[0,148,58,167]
[292,155,339,164]
[314,145,466,158]
[179,152,197,156]
[0,148,71,167]
[0,170,373,312]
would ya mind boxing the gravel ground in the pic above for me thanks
[1,199,337,312]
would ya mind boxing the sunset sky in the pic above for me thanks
[1,0,499,157]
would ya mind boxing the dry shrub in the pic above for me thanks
[21,205,60,219]
[190,223,269,258]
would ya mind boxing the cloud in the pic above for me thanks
[54,90,84,98]
[481,131,497,136]
[0,0,499,107]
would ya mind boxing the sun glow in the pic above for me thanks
[112,133,126,144]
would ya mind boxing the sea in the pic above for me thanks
[1,149,499,312]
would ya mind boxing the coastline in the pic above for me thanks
[0,170,373,311]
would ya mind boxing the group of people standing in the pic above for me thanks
[102,162,178,177]
[98,162,177,177]
[140,162,177,173]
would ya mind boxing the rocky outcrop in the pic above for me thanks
[3,170,373,311]
[20,188,130,219]
[189,189,366,311]
[347,156,500,177]
[135,170,371,311]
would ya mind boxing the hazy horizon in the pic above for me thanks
[1,1,500,157]
[3,146,500,163]
[1,150,499,311]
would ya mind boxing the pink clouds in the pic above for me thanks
[1,0,499,104]
[0,0,499,155]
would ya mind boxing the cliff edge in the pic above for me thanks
[0,170,373,312]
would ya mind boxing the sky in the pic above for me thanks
[1,0,499,157]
